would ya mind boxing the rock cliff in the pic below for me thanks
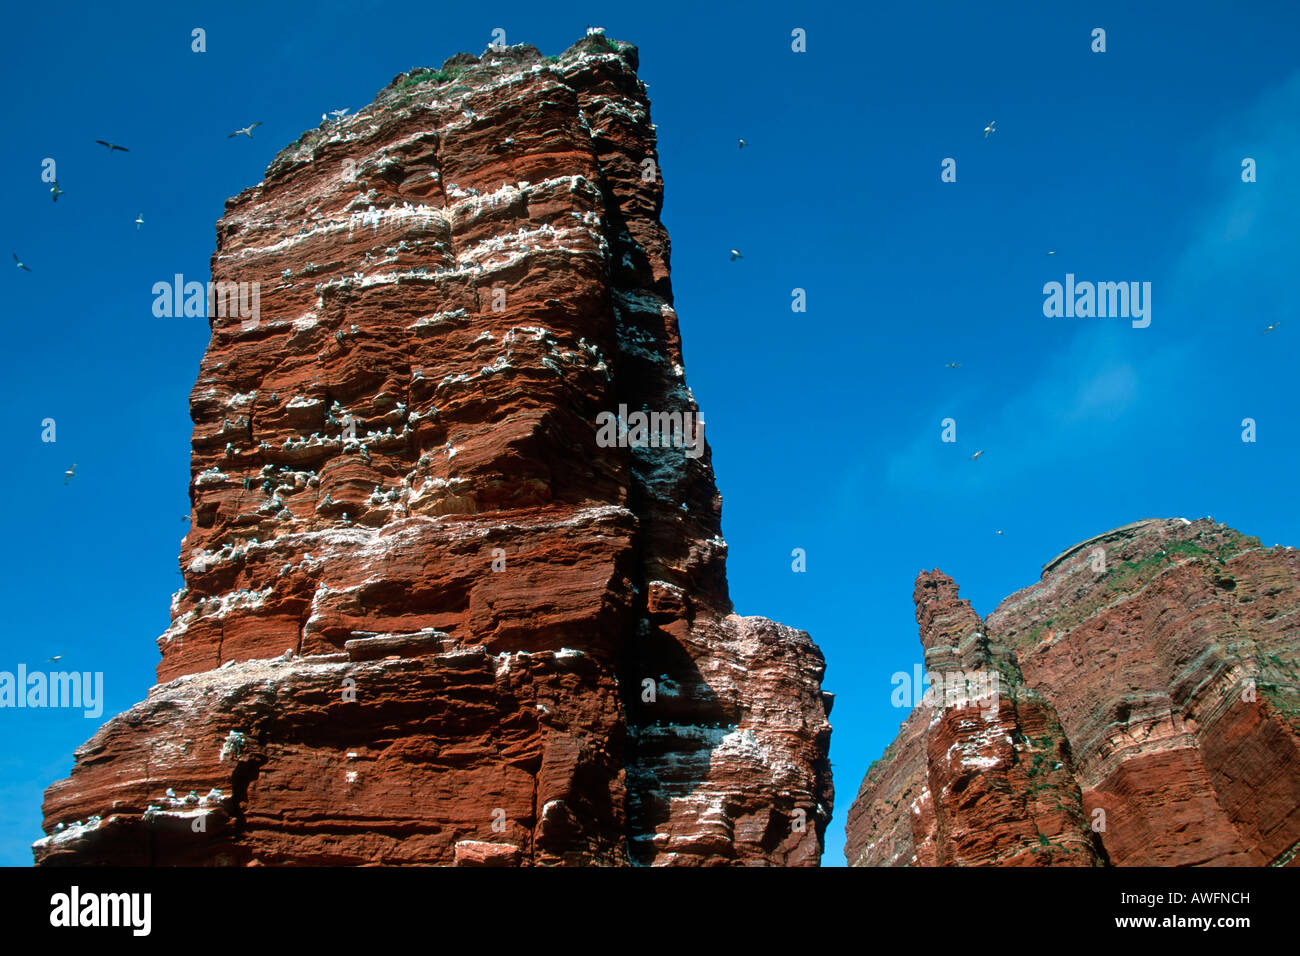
[36,35,833,866]
[847,517,1300,866]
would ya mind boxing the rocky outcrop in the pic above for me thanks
[36,35,832,866]
[847,518,1300,867]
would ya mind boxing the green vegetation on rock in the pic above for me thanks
[397,66,462,91]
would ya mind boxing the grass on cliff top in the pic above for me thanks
[397,66,462,91]
[1013,531,1259,652]
[1103,537,1211,588]
[394,41,614,99]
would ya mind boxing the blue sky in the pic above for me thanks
[2,0,1298,866]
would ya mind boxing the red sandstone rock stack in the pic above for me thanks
[847,518,1300,866]
[35,35,833,866]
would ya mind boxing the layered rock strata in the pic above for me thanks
[37,35,833,866]
[847,518,1300,866]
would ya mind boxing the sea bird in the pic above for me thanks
[1263,321,1281,334]
[738,138,748,148]
[95,139,130,152]
[64,463,77,484]
[945,362,961,369]
[729,249,743,261]
[13,252,31,271]
[50,180,63,202]
[228,122,263,139]
[970,450,984,460]
[983,121,996,138]
[135,213,144,231]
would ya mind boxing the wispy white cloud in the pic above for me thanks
[878,68,1300,499]
[1170,69,1300,316]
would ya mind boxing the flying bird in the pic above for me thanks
[729,249,743,261]
[983,121,996,139]
[50,180,64,202]
[329,108,350,119]
[135,213,144,231]
[64,463,77,484]
[1263,322,1281,334]
[48,655,63,663]
[13,252,30,272]
[738,138,748,149]
[228,122,263,139]
[1046,250,1057,256]
[970,450,984,460]
[95,139,130,152]
[945,362,961,369]
[995,530,1004,536]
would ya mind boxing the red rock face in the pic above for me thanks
[36,36,833,866]
[847,518,1300,866]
